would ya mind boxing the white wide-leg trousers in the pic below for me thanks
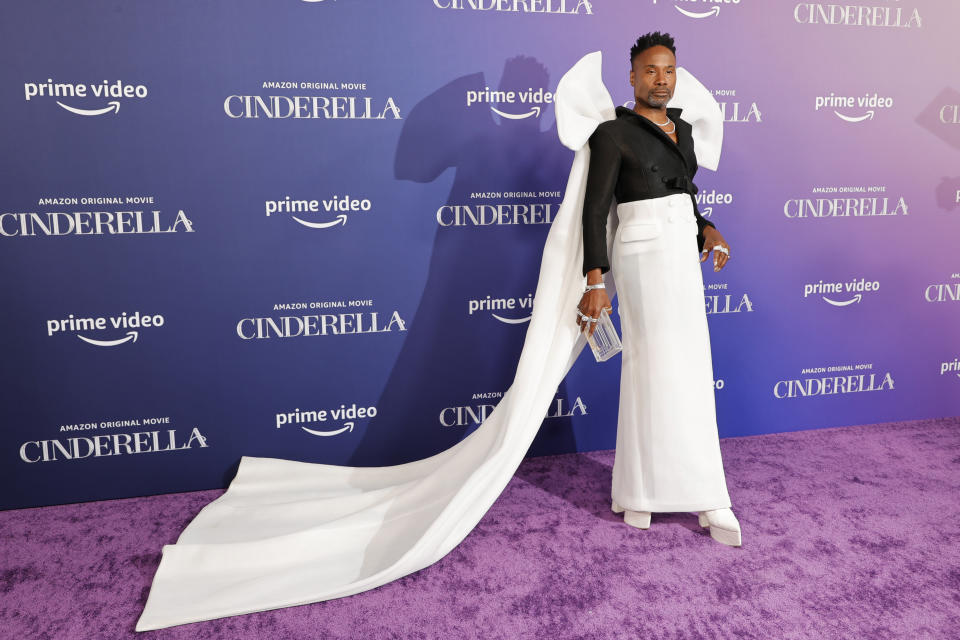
[609,193,732,513]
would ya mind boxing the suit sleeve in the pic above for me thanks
[693,194,716,253]
[688,135,716,253]
[581,127,621,276]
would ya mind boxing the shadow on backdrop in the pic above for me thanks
[350,55,582,469]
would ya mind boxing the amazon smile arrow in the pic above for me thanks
[675,6,720,18]
[56,101,120,116]
[292,214,348,229]
[834,110,875,122]
[77,331,138,346]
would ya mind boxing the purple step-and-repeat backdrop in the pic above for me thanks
[2,1,958,510]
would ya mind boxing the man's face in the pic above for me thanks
[629,45,677,109]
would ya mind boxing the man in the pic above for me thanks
[134,45,741,632]
[575,32,742,546]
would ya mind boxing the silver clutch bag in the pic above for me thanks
[584,310,622,362]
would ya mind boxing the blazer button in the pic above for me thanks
[661,176,669,183]
[650,164,659,172]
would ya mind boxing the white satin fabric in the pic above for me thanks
[611,196,731,512]
[135,50,724,631]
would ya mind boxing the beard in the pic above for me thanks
[646,89,672,108]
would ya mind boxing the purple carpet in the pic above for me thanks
[2,417,959,639]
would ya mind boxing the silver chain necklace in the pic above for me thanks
[642,111,676,134]
[651,115,676,134]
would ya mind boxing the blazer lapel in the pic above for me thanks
[616,105,690,172]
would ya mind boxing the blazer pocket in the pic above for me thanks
[620,220,662,243]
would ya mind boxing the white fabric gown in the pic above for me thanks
[134,50,724,631]
[610,196,732,512]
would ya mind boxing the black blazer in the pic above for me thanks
[581,105,716,275]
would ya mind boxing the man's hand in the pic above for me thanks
[700,226,731,272]
[577,270,612,337]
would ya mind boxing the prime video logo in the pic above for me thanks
[275,404,377,437]
[815,92,893,122]
[465,86,555,120]
[24,79,148,116]
[802,277,880,306]
[46,311,164,346]
[264,195,371,229]
[468,293,534,324]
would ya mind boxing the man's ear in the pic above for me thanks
[629,69,634,86]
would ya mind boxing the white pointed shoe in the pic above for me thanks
[697,508,742,547]
[612,499,651,529]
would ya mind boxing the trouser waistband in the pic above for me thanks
[616,194,694,224]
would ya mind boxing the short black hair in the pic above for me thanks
[629,31,676,66]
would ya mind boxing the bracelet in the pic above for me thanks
[584,283,605,291]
